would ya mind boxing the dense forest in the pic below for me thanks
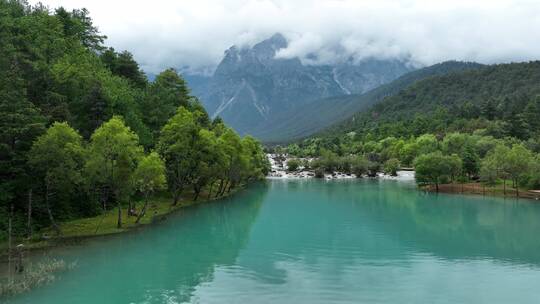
[0,0,269,240]
[283,61,540,192]
[325,61,540,141]
[257,61,483,143]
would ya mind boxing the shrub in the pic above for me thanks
[286,159,301,172]
[352,156,369,177]
[367,161,381,177]
[384,158,400,176]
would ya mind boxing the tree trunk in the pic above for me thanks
[117,200,122,229]
[515,180,519,198]
[503,179,506,196]
[27,188,33,239]
[207,182,215,200]
[172,189,180,206]
[128,197,136,216]
[221,180,230,196]
[435,182,439,192]
[227,181,235,194]
[193,185,201,201]
[172,184,183,206]
[135,193,149,224]
[45,183,61,235]
[215,179,224,198]
[8,204,13,283]
[101,186,108,211]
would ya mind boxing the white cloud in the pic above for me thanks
[31,0,540,73]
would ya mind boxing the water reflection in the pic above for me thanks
[8,183,269,304]
[7,179,540,304]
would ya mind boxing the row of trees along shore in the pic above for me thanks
[283,131,540,195]
[0,0,269,241]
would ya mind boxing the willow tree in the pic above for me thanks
[414,152,462,192]
[86,116,143,228]
[158,107,201,205]
[28,122,84,235]
[242,136,270,180]
[219,128,247,195]
[133,152,166,223]
[190,129,221,201]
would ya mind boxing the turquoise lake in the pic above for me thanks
[5,179,540,304]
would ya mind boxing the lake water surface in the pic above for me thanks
[6,179,540,303]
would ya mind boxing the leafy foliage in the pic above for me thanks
[0,1,267,238]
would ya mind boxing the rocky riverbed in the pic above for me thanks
[266,154,414,180]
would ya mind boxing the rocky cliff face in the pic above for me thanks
[186,33,413,136]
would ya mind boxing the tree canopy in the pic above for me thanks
[0,1,268,239]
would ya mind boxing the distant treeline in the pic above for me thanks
[283,132,540,194]
[0,1,269,239]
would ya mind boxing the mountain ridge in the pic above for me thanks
[185,33,414,136]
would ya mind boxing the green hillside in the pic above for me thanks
[321,61,540,142]
[255,61,483,143]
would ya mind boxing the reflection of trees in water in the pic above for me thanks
[11,180,540,303]
[237,180,540,286]
[134,183,269,303]
[11,183,269,304]
[360,181,540,266]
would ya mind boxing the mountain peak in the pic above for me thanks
[252,33,288,59]
[267,33,287,47]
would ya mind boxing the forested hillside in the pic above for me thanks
[0,1,268,240]
[256,61,483,143]
[324,61,540,141]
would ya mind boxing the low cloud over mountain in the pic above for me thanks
[32,0,540,74]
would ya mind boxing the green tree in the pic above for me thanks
[28,122,85,234]
[351,156,369,177]
[414,152,462,191]
[86,116,143,228]
[416,134,439,155]
[133,152,166,223]
[143,69,191,141]
[399,141,418,167]
[0,61,46,237]
[191,129,221,200]
[157,107,200,205]
[383,158,400,176]
[219,128,248,195]
[101,48,147,88]
[480,144,511,193]
[461,145,480,179]
[442,132,470,155]
[287,159,301,172]
[242,136,270,179]
[505,144,533,196]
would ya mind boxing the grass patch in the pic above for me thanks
[44,192,208,239]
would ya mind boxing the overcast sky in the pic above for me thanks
[31,0,540,74]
